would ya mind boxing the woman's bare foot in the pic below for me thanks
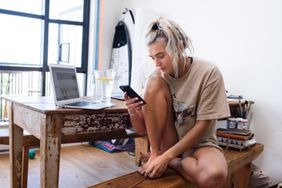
[168,157,182,171]
[138,152,159,175]
[139,152,151,165]
[168,157,195,183]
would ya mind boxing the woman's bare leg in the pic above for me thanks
[139,75,178,173]
[169,147,227,188]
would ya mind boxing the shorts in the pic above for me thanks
[182,141,223,158]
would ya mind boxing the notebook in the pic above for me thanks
[49,64,114,110]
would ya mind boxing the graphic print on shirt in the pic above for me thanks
[173,98,196,126]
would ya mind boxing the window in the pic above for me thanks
[0,0,91,122]
[48,23,83,66]
[0,14,43,66]
[50,0,84,22]
[0,0,43,15]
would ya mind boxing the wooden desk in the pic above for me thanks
[4,96,136,188]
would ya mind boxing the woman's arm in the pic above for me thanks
[163,120,211,160]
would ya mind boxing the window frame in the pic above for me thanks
[0,0,91,95]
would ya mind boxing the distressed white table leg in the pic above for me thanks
[40,114,62,188]
[9,103,24,188]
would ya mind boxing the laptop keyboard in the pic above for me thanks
[67,101,91,107]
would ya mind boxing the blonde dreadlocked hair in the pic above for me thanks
[146,17,193,78]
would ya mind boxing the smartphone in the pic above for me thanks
[119,85,146,104]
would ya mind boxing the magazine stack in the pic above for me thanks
[217,95,256,150]
[217,126,256,151]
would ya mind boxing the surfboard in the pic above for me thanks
[110,9,135,93]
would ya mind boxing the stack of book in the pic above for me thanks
[217,128,256,150]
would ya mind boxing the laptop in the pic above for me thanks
[49,64,114,110]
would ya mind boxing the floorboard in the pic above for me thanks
[0,143,138,188]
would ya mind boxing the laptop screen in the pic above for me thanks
[50,66,80,101]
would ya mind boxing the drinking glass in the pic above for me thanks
[93,69,115,102]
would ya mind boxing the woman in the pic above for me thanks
[125,17,230,188]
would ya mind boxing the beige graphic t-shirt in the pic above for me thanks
[164,57,230,149]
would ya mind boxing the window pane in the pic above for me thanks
[49,0,84,22]
[0,0,44,15]
[48,23,82,67]
[0,14,43,66]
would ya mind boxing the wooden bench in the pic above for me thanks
[89,143,264,188]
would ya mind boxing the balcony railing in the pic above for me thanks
[0,71,85,127]
[0,71,50,125]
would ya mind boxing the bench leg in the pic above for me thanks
[221,163,251,188]
[134,137,149,166]
[231,163,251,188]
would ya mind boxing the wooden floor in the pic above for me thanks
[0,143,138,188]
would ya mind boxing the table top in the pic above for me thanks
[2,96,128,114]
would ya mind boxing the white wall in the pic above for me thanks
[101,0,282,182]
[99,0,124,69]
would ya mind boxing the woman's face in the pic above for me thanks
[148,41,173,75]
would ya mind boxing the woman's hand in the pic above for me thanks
[124,92,146,134]
[143,154,170,179]
[124,93,144,116]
